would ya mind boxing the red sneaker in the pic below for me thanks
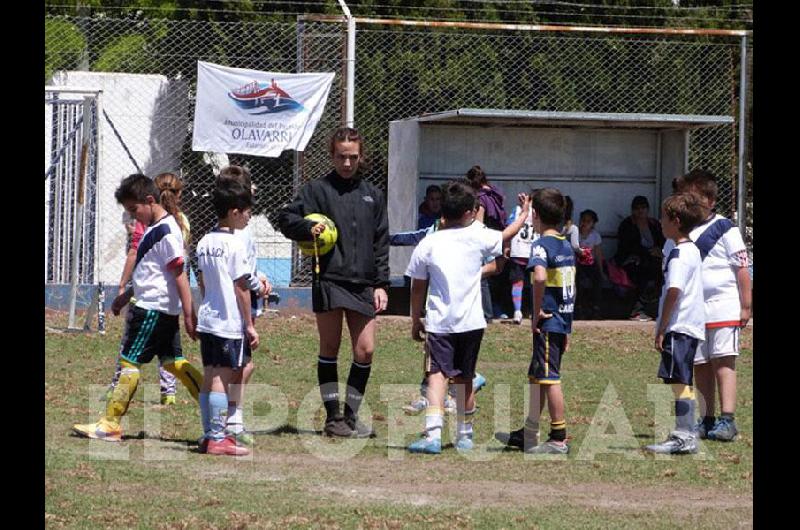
[207,436,250,456]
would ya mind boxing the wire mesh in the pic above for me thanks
[45,13,752,288]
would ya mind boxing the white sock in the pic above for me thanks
[226,406,244,433]
[424,410,443,441]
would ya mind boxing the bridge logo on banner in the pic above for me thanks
[227,79,303,115]
[192,60,334,158]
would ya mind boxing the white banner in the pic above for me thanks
[192,61,334,157]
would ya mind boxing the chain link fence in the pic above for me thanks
[45,13,752,290]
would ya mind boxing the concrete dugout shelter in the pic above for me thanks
[387,108,733,283]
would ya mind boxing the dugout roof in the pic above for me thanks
[409,108,733,130]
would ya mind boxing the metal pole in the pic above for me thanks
[67,96,93,329]
[292,17,306,286]
[737,36,748,234]
[337,0,355,127]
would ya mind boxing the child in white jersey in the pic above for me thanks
[195,178,259,456]
[405,180,530,454]
[670,169,752,442]
[645,192,707,455]
[507,190,539,324]
[214,165,272,447]
[73,174,202,442]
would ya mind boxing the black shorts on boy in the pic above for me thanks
[119,305,184,365]
[199,332,251,369]
[528,331,567,384]
[657,331,698,385]
[425,329,484,380]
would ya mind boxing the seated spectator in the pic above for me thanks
[614,195,665,320]
[418,185,443,230]
[575,209,606,320]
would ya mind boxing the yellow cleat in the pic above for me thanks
[160,395,177,406]
[72,419,122,442]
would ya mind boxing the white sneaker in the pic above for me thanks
[403,396,428,415]
[513,310,523,324]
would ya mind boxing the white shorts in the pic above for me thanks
[693,326,740,365]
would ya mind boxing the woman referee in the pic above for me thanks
[277,127,389,438]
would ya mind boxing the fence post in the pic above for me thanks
[737,35,748,235]
[67,96,94,329]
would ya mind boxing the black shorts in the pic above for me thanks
[425,329,484,380]
[199,332,251,369]
[658,331,699,385]
[528,331,567,384]
[119,305,183,365]
[508,258,529,284]
[314,279,374,318]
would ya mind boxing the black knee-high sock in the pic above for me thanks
[344,361,372,420]
[317,356,340,420]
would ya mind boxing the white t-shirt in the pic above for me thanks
[579,229,602,249]
[662,214,747,325]
[406,223,503,333]
[236,225,264,318]
[656,240,705,340]
[133,214,185,316]
[562,223,581,252]
[509,205,538,259]
[196,228,252,339]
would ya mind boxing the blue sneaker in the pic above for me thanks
[472,373,487,393]
[707,416,738,442]
[693,417,715,440]
[455,435,474,453]
[408,437,442,454]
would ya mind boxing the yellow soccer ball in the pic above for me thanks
[298,213,338,257]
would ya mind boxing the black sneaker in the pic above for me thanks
[495,426,538,451]
[344,415,374,438]
[323,414,354,438]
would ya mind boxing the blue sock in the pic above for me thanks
[199,392,210,437]
[209,391,228,441]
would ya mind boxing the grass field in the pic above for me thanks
[45,309,753,529]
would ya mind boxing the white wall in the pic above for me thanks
[50,72,189,284]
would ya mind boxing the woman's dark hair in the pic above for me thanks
[465,165,487,189]
[564,195,574,223]
[328,126,370,172]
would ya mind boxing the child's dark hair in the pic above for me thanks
[564,195,574,223]
[531,188,566,227]
[212,179,253,219]
[441,180,477,221]
[465,165,487,189]
[217,165,252,190]
[631,195,649,210]
[115,174,158,204]
[674,168,718,203]
[662,192,706,234]
[425,184,442,197]
[580,209,599,224]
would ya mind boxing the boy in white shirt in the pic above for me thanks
[73,174,202,442]
[646,192,707,455]
[670,169,751,442]
[405,180,531,454]
[195,178,259,456]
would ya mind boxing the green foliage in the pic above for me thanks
[93,34,151,73]
[45,18,86,82]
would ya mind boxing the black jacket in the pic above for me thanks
[614,216,665,265]
[276,170,390,288]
